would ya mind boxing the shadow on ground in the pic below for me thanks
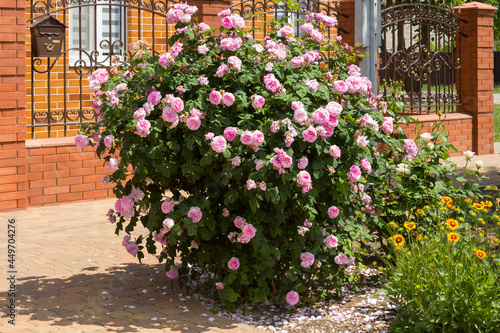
[1,263,240,332]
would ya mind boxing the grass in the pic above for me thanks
[494,85,500,94]
[495,104,500,142]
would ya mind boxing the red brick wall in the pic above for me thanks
[0,0,27,211]
[26,138,113,207]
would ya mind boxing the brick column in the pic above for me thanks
[337,0,355,48]
[454,2,497,155]
[0,0,27,211]
[187,0,232,30]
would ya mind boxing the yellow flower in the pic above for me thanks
[471,211,477,217]
[389,221,398,229]
[465,198,472,204]
[441,196,452,204]
[476,250,486,259]
[493,238,499,243]
[447,232,460,242]
[446,203,454,209]
[417,209,424,215]
[393,234,405,247]
[425,205,430,209]
[437,201,443,206]
[495,215,500,220]
[417,236,423,241]
[473,203,484,210]
[404,222,416,231]
[482,201,493,208]
[446,219,459,230]
[483,208,488,213]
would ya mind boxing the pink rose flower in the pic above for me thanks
[187,206,202,223]
[166,266,178,279]
[294,108,308,124]
[159,52,174,67]
[259,181,266,191]
[231,156,241,166]
[306,79,319,92]
[216,63,230,77]
[163,218,175,229]
[108,157,119,172]
[133,108,146,121]
[312,108,328,124]
[198,44,209,55]
[210,136,227,153]
[217,9,231,18]
[242,224,257,239]
[234,216,246,229]
[228,56,242,71]
[325,101,343,116]
[198,75,209,86]
[75,134,89,148]
[186,116,201,131]
[291,101,304,110]
[382,117,393,134]
[122,234,130,246]
[333,80,348,94]
[227,257,240,270]
[300,252,315,268]
[297,156,308,169]
[329,145,341,158]
[92,68,109,85]
[302,126,317,143]
[297,170,312,186]
[170,97,184,113]
[285,291,299,306]
[126,242,139,256]
[251,95,265,109]
[360,158,372,174]
[324,235,338,249]
[240,131,253,145]
[231,14,245,28]
[205,132,214,140]
[147,91,162,105]
[347,165,362,182]
[291,56,304,68]
[356,135,369,147]
[252,130,265,145]
[328,206,340,218]
[223,127,239,142]
[136,119,151,137]
[335,253,348,265]
[246,179,256,190]
[404,139,419,161]
[221,16,233,29]
[198,22,210,31]
[216,282,224,290]
[209,91,222,105]
[130,188,145,203]
[161,200,174,214]
[222,92,235,106]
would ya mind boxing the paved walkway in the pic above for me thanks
[0,200,262,333]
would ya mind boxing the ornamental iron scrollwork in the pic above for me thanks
[379,3,466,115]
[28,0,177,138]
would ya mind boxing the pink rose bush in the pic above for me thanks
[77,8,438,306]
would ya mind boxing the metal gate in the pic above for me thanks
[27,0,177,138]
[379,3,466,115]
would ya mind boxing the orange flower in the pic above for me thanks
[417,236,423,241]
[393,234,405,247]
[476,250,486,259]
[493,238,499,243]
[446,219,459,230]
[482,201,493,208]
[447,232,460,242]
[441,196,452,204]
[465,198,472,204]
[473,203,484,210]
[417,209,424,215]
[404,222,416,231]
[446,203,453,209]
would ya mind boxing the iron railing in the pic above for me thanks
[27,0,178,138]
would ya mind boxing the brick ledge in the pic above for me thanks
[26,137,76,149]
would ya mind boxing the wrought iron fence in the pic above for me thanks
[27,0,177,138]
[379,3,466,115]
[230,0,348,40]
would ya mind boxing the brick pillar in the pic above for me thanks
[187,0,232,30]
[454,2,497,155]
[337,0,355,48]
[0,0,27,211]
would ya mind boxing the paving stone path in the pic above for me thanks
[0,199,262,333]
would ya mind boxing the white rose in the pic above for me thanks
[420,132,432,142]
[464,150,475,160]
[475,160,484,170]
[252,44,264,53]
